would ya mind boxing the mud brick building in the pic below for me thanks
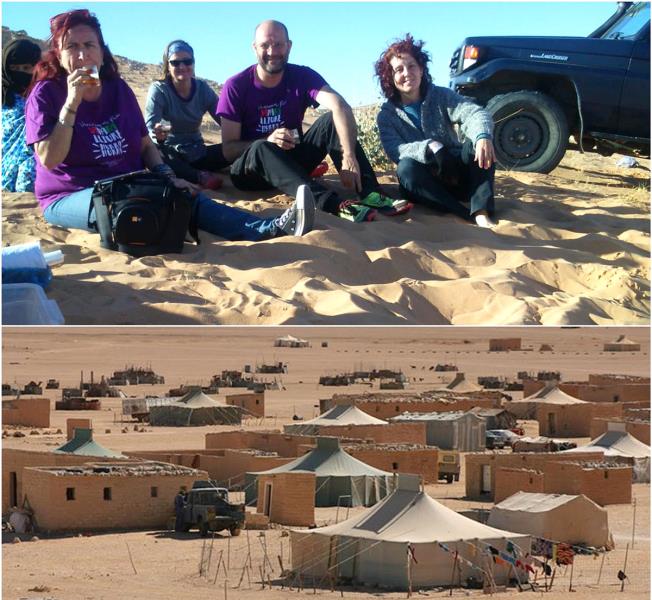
[536,402,623,437]
[465,451,603,500]
[344,444,439,483]
[256,472,315,526]
[324,391,502,420]
[3,448,134,513]
[489,338,522,351]
[590,417,651,445]
[23,462,206,532]
[2,398,50,428]
[494,461,632,505]
[308,422,426,445]
[225,392,265,418]
[523,376,650,404]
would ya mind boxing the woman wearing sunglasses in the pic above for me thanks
[145,40,227,191]
[24,10,315,242]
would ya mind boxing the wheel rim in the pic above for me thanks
[495,112,549,164]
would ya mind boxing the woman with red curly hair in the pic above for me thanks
[24,9,313,241]
[375,35,497,228]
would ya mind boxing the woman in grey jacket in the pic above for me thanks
[375,35,497,228]
[145,40,227,191]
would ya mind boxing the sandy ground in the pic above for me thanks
[2,145,649,326]
[2,327,650,599]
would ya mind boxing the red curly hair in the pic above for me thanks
[374,34,432,104]
[31,9,119,88]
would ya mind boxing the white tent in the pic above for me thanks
[284,404,387,435]
[245,437,393,507]
[562,424,650,482]
[291,475,530,589]
[509,385,585,418]
[489,492,612,548]
[274,335,309,347]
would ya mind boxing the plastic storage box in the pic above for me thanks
[2,283,65,325]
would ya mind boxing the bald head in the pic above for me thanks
[254,20,289,42]
[253,20,292,77]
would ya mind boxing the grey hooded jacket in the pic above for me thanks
[376,83,494,165]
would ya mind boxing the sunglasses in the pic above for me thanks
[169,58,194,67]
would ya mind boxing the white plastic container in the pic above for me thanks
[2,283,65,325]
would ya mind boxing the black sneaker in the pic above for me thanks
[275,184,316,236]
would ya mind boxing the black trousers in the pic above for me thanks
[396,139,495,221]
[159,143,229,184]
[229,112,380,214]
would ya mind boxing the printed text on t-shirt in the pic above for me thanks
[255,101,287,135]
[79,115,129,161]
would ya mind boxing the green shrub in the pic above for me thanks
[354,104,394,173]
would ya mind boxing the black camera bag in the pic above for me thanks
[91,170,199,257]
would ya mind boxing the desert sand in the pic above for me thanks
[4,148,649,326]
[2,327,650,599]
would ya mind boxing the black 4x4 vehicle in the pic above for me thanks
[180,482,245,537]
[449,2,650,172]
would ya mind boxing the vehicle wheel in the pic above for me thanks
[230,526,242,537]
[198,520,209,538]
[446,475,454,484]
[486,91,568,173]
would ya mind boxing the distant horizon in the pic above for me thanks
[3,2,618,106]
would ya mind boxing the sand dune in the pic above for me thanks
[3,149,649,325]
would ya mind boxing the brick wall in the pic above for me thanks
[523,380,649,403]
[536,403,623,437]
[225,392,265,418]
[315,422,426,445]
[335,398,499,420]
[543,462,632,505]
[2,398,50,428]
[126,449,291,488]
[256,472,315,526]
[589,419,651,445]
[588,375,649,386]
[346,446,438,483]
[494,468,544,502]
[489,338,521,351]
[465,451,604,500]
[66,418,92,440]
[205,430,315,457]
[23,466,206,532]
[2,448,135,514]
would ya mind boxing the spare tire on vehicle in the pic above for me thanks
[486,90,568,173]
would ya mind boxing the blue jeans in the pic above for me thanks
[43,188,278,241]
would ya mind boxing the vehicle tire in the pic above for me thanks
[446,475,454,484]
[230,526,242,537]
[486,91,568,174]
[198,520,208,538]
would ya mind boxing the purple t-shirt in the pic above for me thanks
[25,76,148,210]
[216,64,327,140]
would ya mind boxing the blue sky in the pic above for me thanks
[3,2,617,106]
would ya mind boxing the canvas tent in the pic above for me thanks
[290,475,530,589]
[488,492,612,548]
[446,373,482,393]
[54,428,124,458]
[509,385,585,418]
[604,335,640,352]
[274,335,309,348]
[390,411,485,451]
[245,437,393,507]
[562,423,650,482]
[148,389,241,426]
[284,404,387,435]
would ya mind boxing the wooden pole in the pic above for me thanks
[125,541,138,575]
[620,543,629,592]
[213,550,224,585]
[597,551,606,585]
[568,559,574,592]
[631,499,637,549]
[227,534,231,570]
[224,578,227,600]
[448,551,457,596]
[406,543,412,598]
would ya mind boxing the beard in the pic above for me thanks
[258,53,288,75]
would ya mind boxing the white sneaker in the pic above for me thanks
[275,184,316,236]
[475,213,497,229]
